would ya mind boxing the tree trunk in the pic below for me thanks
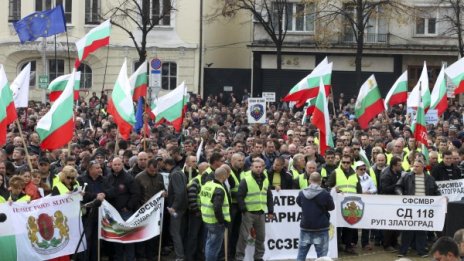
[276,45,282,70]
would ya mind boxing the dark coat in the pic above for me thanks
[296,184,335,231]
[395,172,441,196]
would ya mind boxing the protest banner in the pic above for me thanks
[0,193,84,260]
[99,191,164,243]
[244,190,338,260]
[335,193,447,231]
[247,98,267,124]
[437,179,464,202]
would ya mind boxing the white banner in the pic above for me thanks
[99,191,164,243]
[335,193,447,231]
[244,190,338,260]
[0,193,84,260]
[247,98,267,124]
[437,179,464,202]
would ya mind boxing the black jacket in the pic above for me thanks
[128,164,145,177]
[105,169,140,212]
[77,173,110,205]
[187,174,209,214]
[167,166,188,212]
[395,172,441,196]
[267,167,293,190]
[211,179,230,224]
[237,171,274,214]
[431,162,462,181]
[379,167,402,195]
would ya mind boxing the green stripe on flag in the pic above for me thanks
[0,235,17,260]
[355,88,382,117]
[36,95,74,140]
[112,82,136,124]
[155,99,184,123]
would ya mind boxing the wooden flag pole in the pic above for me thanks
[114,127,120,157]
[15,120,33,170]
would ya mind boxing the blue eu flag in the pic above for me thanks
[13,5,66,44]
[134,97,145,134]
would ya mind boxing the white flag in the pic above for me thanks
[10,63,31,108]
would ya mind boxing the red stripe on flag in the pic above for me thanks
[435,95,448,117]
[74,37,110,68]
[40,118,75,150]
[132,84,148,102]
[454,81,464,96]
[387,92,407,107]
[6,102,17,125]
[0,118,7,146]
[49,91,62,102]
[283,85,331,108]
[311,107,327,156]
[357,99,385,129]
[107,98,133,140]
[414,124,428,145]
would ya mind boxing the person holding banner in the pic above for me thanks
[395,158,441,258]
[200,167,231,261]
[51,166,80,195]
[105,157,140,261]
[296,172,335,259]
[235,158,274,261]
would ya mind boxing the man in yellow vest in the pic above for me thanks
[326,154,361,254]
[293,161,317,189]
[235,158,274,261]
[200,167,231,261]
[7,176,31,203]
[228,152,246,260]
[290,153,306,179]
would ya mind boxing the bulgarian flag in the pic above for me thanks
[445,57,464,95]
[384,71,408,109]
[151,82,187,132]
[283,58,332,107]
[407,62,431,111]
[107,59,136,140]
[48,71,81,102]
[301,97,316,125]
[310,78,334,156]
[130,61,148,101]
[413,92,428,147]
[0,65,17,125]
[36,70,75,150]
[0,66,10,145]
[355,75,385,129]
[74,19,111,68]
[430,65,448,116]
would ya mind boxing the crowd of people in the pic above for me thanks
[1,89,464,261]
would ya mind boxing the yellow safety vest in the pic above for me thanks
[229,170,240,203]
[188,174,206,206]
[244,175,269,212]
[53,180,80,195]
[241,170,268,180]
[200,181,231,224]
[335,167,358,193]
[290,168,301,179]
[8,194,31,202]
[0,195,5,204]
[369,168,378,187]
[321,168,327,178]
[298,174,309,189]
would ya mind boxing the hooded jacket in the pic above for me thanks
[296,184,335,231]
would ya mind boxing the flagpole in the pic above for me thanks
[94,45,111,141]
[157,207,164,261]
[15,120,33,170]
[114,128,120,157]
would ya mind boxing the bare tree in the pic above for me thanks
[220,0,289,70]
[103,0,174,63]
[439,0,464,57]
[316,0,408,86]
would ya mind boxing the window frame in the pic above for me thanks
[150,0,172,27]
[77,63,92,89]
[281,2,315,33]
[161,61,177,91]
[35,0,72,24]
[414,7,438,37]
[48,59,65,82]
[85,0,101,25]
[8,0,21,23]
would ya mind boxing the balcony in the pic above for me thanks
[340,32,389,44]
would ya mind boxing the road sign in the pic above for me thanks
[38,75,48,89]
[151,58,162,70]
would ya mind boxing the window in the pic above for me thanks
[161,62,177,90]
[151,0,171,26]
[85,0,100,24]
[279,2,315,32]
[342,5,388,43]
[416,17,436,35]
[415,8,437,36]
[407,65,440,90]
[77,63,92,89]
[9,0,21,22]
[20,61,37,88]
[49,59,64,81]
[36,0,72,23]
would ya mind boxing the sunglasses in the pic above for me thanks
[353,148,360,151]
[66,176,75,180]
[358,168,366,171]
[341,161,351,164]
